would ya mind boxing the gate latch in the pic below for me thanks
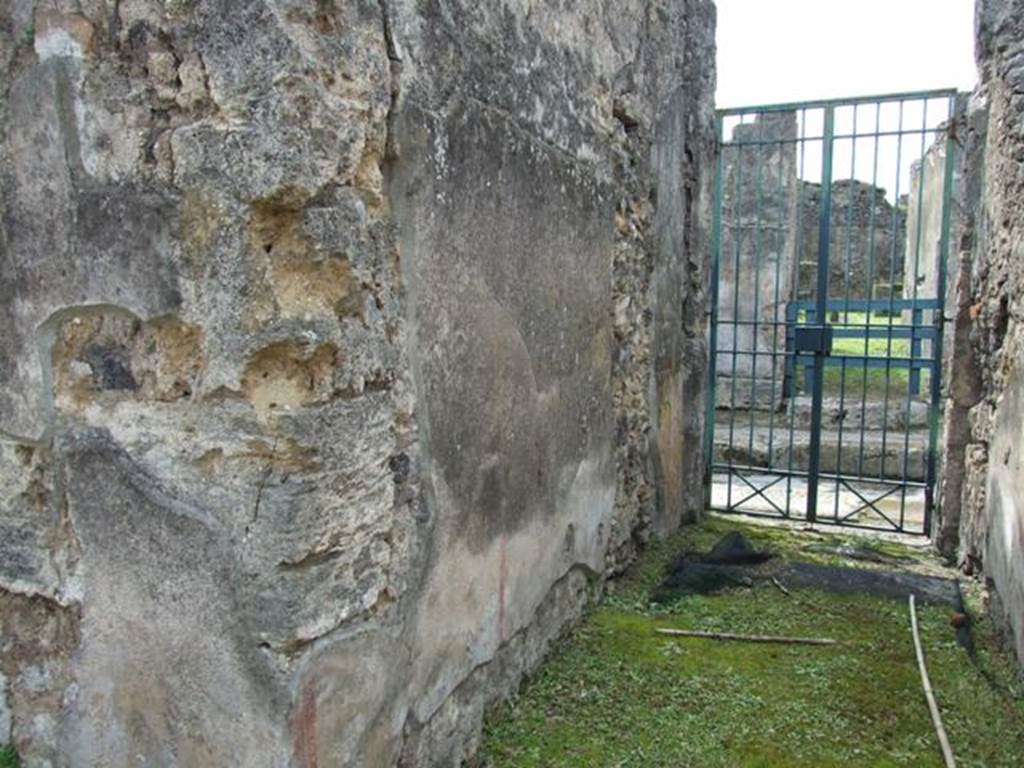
[794,325,833,355]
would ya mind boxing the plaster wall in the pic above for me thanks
[0,1,715,763]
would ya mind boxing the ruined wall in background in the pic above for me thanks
[716,112,798,410]
[797,180,907,300]
[903,128,962,307]
[939,0,1024,666]
[714,117,907,413]
[0,1,715,764]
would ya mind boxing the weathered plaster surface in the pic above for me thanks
[0,0,714,764]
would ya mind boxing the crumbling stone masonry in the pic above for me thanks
[936,0,1024,666]
[0,1,714,764]
[798,179,907,300]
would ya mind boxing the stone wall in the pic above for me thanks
[935,98,986,557]
[0,0,715,764]
[937,0,1024,666]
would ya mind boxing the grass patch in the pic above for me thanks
[789,310,933,400]
[829,311,912,359]
[820,366,926,402]
[0,746,18,768]
[475,518,1024,767]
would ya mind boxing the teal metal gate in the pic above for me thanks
[704,90,959,535]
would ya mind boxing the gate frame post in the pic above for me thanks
[703,115,725,511]
[805,105,836,525]
[924,96,958,535]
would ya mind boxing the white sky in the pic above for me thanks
[715,0,978,109]
[716,0,978,201]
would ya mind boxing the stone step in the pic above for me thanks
[788,396,930,430]
[716,397,930,431]
[711,423,929,482]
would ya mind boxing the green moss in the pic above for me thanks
[475,519,1024,767]
[0,745,19,768]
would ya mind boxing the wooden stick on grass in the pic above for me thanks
[655,628,838,646]
[909,594,956,768]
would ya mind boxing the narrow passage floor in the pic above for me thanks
[474,518,1024,767]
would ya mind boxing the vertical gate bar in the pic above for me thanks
[766,129,788,474]
[834,105,859,522]
[842,106,859,317]
[785,108,809,518]
[879,100,906,483]
[857,104,883,477]
[835,356,848,518]
[747,117,767,487]
[806,105,835,525]
[899,98,931,530]
[925,95,957,534]
[804,300,814,386]
[785,304,796,397]
[704,114,725,510]
[726,129,746,510]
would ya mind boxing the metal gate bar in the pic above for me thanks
[704,89,958,535]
